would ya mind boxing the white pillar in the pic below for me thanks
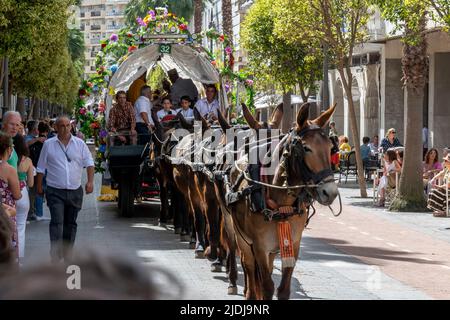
[428,53,435,148]
[379,44,386,139]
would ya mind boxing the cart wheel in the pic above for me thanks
[119,177,134,217]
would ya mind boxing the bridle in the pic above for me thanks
[282,124,334,190]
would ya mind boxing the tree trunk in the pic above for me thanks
[194,0,203,34]
[338,68,368,198]
[222,0,233,42]
[281,92,292,134]
[390,89,427,211]
[390,16,428,211]
[16,96,25,117]
[33,98,40,120]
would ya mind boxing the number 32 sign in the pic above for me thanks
[159,44,172,54]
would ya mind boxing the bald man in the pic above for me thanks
[36,116,94,263]
[1,111,22,170]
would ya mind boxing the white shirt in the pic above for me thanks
[134,96,154,125]
[194,98,220,119]
[37,135,94,190]
[176,107,194,120]
[171,78,198,106]
[156,109,176,121]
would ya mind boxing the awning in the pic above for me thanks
[108,44,220,92]
[254,94,309,109]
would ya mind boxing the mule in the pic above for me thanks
[225,102,338,299]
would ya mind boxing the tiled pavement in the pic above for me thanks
[22,173,441,299]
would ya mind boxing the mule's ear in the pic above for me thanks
[217,109,231,131]
[296,102,310,130]
[193,107,209,131]
[242,103,261,130]
[268,103,283,129]
[177,112,193,131]
[313,103,337,128]
[150,109,164,145]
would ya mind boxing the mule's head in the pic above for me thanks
[282,103,338,206]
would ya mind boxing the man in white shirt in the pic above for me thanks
[176,96,194,122]
[134,85,154,145]
[36,116,94,263]
[194,84,220,122]
[156,97,177,121]
[168,69,198,108]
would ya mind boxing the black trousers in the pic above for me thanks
[136,122,150,145]
[46,186,83,262]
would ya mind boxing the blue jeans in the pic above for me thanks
[35,176,47,217]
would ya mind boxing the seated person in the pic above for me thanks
[423,148,443,185]
[194,84,220,123]
[156,97,177,121]
[375,149,401,207]
[396,149,404,168]
[427,154,450,217]
[167,69,198,108]
[107,91,137,145]
[338,135,351,160]
[176,96,194,122]
[361,136,371,167]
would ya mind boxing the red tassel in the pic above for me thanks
[278,221,295,269]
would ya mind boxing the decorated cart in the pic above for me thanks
[75,7,255,216]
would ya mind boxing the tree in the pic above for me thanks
[222,0,233,42]
[125,0,194,27]
[426,0,450,29]
[194,0,203,33]
[374,0,429,211]
[241,0,323,102]
[68,28,86,77]
[274,0,371,198]
[0,0,81,115]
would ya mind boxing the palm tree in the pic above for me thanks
[194,0,203,34]
[68,28,85,62]
[222,0,232,42]
[390,12,428,211]
[125,0,195,27]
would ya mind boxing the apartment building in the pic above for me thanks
[202,0,253,72]
[79,0,129,77]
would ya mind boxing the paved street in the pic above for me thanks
[23,173,450,299]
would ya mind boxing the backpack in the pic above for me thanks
[29,141,44,167]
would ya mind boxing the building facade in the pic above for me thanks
[324,11,450,153]
[79,0,128,77]
[201,0,253,72]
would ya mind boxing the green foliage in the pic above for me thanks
[241,0,323,95]
[373,0,428,45]
[273,0,371,71]
[125,0,194,27]
[0,0,81,109]
[426,0,450,30]
[148,64,166,92]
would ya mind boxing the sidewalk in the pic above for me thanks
[304,175,450,299]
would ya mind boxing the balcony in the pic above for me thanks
[91,11,102,17]
[106,25,123,31]
[91,25,101,31]
[106,11,124,17]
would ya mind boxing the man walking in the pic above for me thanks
[36,116,94,263]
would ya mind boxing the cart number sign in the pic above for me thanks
[159,44,171,54]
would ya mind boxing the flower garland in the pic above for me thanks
[75,7,255,173]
